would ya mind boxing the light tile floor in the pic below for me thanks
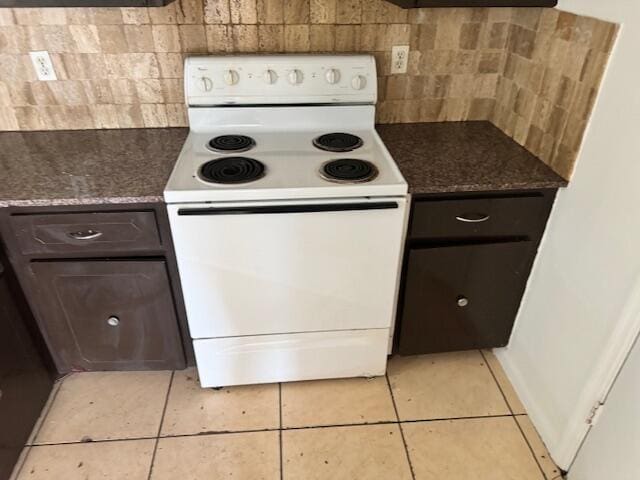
[11,350,563,480]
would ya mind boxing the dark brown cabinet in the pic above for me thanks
[385,0,556,7]
[0,204,190,374]
[11,211,163,256]
[399,241,533,354]
[0,250,53,480]
[29,260,184,372]
[410,195,550,239]
[396,189,556,355]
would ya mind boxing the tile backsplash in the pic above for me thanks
[0,1,617,179]
[492,9,617,178]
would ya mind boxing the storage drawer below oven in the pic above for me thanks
[193,329,389,387]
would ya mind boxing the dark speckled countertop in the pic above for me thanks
[0,122,566,208]
[377,121,567,195]
[0,128,188,207]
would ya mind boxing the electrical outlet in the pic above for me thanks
[29,51,57,81]
[391,45,410,74]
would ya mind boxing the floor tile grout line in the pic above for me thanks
[479,350,549,480]
[29,435,160,447]
[156,371,176,438]
[400,414,515,424]
[512,415,553,480]
[383,373,401,425]
[385,373,416,480]
[278,383,284,480]
[146,442,160,478]
[25,414,524,448]
[147,370,175,480]
[478,349,515,415]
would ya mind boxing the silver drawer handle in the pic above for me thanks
[107,316,120,327]
[68,229,103,240]
[457,296,469,307]
[455,213,490,223]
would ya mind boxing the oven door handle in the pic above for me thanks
[177,202,399,216]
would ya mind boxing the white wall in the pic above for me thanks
[569,336,640,480]
[496,1,640,470]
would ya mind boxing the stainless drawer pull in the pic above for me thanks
[457,296,469,307]
[455,213,490,223]
[107,316,120,327]
[68,230,103,240]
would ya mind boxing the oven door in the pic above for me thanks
[167,197,408,339]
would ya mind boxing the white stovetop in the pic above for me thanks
[164,106,408,204]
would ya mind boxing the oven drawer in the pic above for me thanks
[11,211,162,256]
[193,329,389,387]
[410,194,549,240]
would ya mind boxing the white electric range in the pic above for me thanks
[165,54,409,387]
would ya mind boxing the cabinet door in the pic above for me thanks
[30,260,185,372]
[399,241,533,355]
[0,260,53,480]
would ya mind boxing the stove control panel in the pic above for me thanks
[185,54,377,106]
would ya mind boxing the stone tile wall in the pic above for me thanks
[0,1,617,178]
[492,8,617,178]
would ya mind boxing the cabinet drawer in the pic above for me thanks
[410,195,549,239]
[29,260,184,372]
[11,211,162,255]
[398,241,533,355]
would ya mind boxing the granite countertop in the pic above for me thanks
[0,122,566,208]
[377,121,567,195]
[0,128,188,207]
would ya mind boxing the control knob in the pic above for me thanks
[351,75,366,90]
[223,69,239,86]
[263,69,277,84]
[288,69,303,85]
[325,68,340,84]
[197,76,213,92]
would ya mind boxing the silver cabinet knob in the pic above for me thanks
[455,213,490,223]
[457,296,469,307]
[107,316,120,327]
[68,229,102,240]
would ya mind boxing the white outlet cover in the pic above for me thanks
[391,45,410,74]
[29,51,57,81]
